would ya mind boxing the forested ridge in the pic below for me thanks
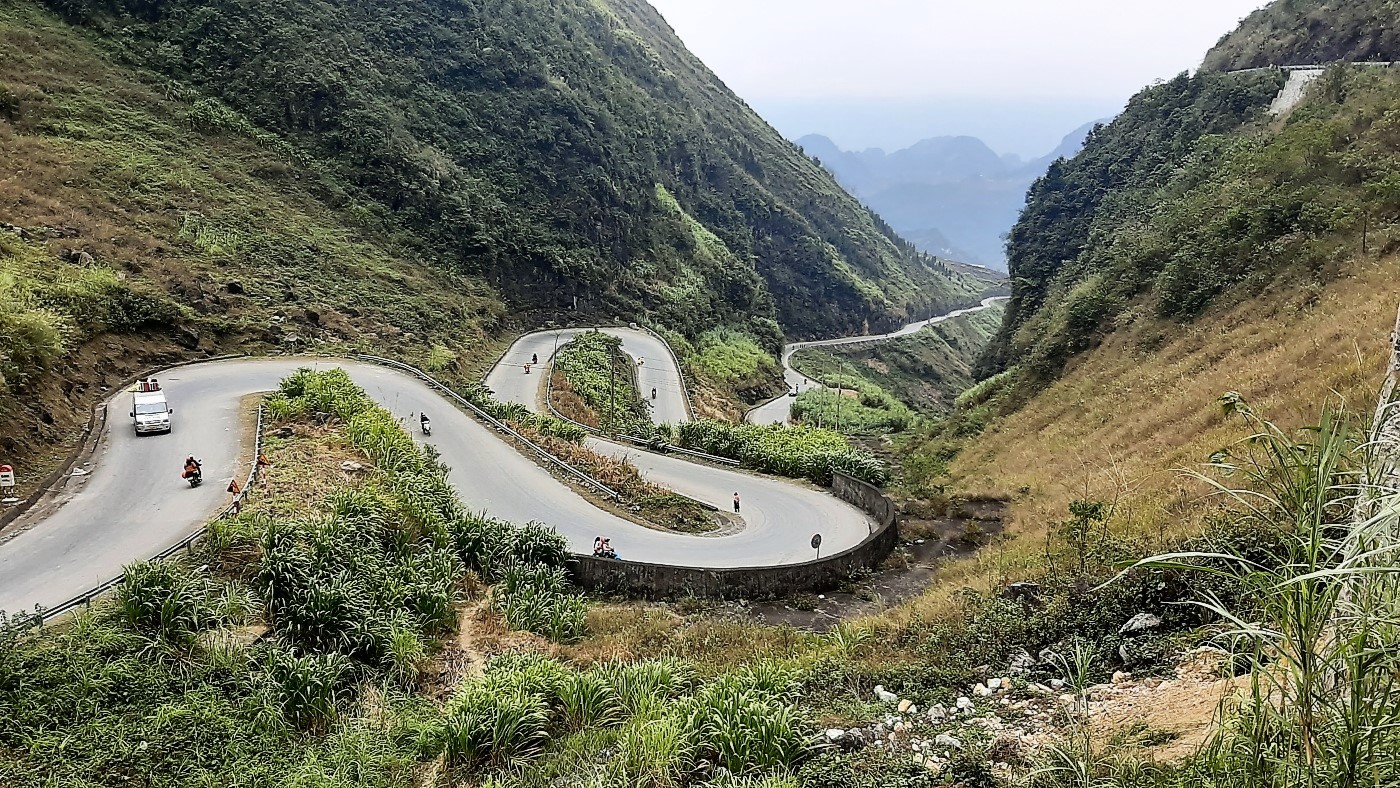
[980,1,1400,391]
[1202,0,1400,71]
[38,0,988,341]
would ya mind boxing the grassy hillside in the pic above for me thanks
[1202,0,1400,71]
[0,2,504,467]
[978,68,1285,384]
[33,0,989,342]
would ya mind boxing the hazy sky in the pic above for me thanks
[646,0,1270,154]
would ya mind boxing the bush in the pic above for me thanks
[115,561,228,644]
[677,420,889,486]
[261,648,351,731]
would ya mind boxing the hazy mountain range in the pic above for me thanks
[798,121,1105,269]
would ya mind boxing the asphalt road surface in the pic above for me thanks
[485,327,690,425]
[0,357,870,614]
[747,297,1009,425]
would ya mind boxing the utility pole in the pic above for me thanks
[835,385,842,433]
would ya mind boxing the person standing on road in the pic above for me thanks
[732,492,741,513]
[532,353,538,365]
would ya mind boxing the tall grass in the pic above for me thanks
[1054,395,1400,788]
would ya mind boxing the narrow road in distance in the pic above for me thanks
[747,297,1009,426]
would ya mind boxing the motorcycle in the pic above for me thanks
[183,461,203,488]
[421,417,432,437]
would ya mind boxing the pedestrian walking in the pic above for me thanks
[532,353,538,365]
[732,492,741,513]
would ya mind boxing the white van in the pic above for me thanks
[131,390,173,434]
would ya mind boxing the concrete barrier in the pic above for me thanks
[570,471,899,599]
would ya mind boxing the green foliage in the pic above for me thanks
[116,560,243,645]
[690,327,782,392]
[982,68,1285,383]
[260,648,351,732]
[0,238,180,390]
[554,330,654,437]
[42,0,986,339]
[1201,0,1400,72]
[677,419,890,486]
[791,375,915,435]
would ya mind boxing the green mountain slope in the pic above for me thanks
[978,69,1285,382]
[38,0,988,341]
[1202,0,1400,71]
[981,0,1400,392]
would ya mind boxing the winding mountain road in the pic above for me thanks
[0,356,871,614]
[747,297,1009,425]
[485,327,690,425]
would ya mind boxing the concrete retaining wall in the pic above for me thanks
[571,472,899,599]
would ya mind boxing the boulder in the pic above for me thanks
[898,699,914,714]
[1119,613,1163,636]
[173,326,201,350]
[934,733,964,750]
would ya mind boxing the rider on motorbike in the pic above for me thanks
[420,412,432,435]
[182,455,202,485]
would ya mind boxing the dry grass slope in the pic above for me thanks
[952,258,1399,564]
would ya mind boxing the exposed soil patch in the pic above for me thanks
[735,500,1008,631]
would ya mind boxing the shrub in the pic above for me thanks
[261,648,350,731]
[677,420,889,486]
[115,561,224,644]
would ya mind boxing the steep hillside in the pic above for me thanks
[1202,0,1400,71]
[36,0,987,341]
[0,2,505,464]
[980,68,1297,382]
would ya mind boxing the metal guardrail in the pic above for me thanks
[37,404,267,624]
[348,354,623,501]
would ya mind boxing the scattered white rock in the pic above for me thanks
[935,733,964,750]
[927,703,948,721]
[898,699,914,714]
[955,696,974,712]
[1112,671,1132,685]
[973,682,993,697]
[1049,678,1066,690]
[987,677,1003,690]
[825,728,847,743]
[340,461,365,472]
[1119,612,1163,635]
[874,685,898,703]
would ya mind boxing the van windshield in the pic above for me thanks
[135,402,167,415]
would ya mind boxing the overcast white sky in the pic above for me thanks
[645,0,1270,154]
